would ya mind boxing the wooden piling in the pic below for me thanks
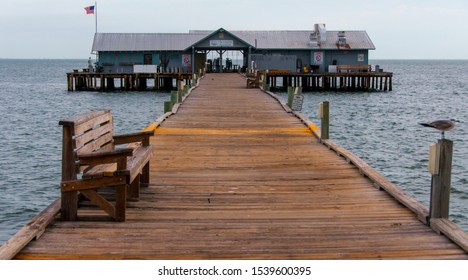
[164,101,173,113]
[287,86,294,107]
[319,101,330,140]
[429,139,453,220]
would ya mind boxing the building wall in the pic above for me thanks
[97,49,369,74]
[97,51,186,73]
[323,50,369,71]
[250,50,312,72]
[249,49,369,73]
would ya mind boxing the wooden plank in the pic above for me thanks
[80,189,119,219]
[74,122,113,149]
[61,176,126,192]
[76,132,114,156]
[73,112,112,136]
[77,148,133,167]
[113,130,154,146]
[127,146,152,182]
[59,109,110,127]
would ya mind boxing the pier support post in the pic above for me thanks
[287,86,294,107]
[318,101,330,140]
[67,74,72,91]
[429,139,453,221]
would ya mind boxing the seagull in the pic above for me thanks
[419,119,460,139]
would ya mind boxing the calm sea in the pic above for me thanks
[0,59,467,245]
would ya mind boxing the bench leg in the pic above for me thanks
[115,185,126,222]
[128,174,140,201]
[61,192,78,221]
[141,162,150,188]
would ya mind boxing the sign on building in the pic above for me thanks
[210,40,234,47]
[314,52,324,65]
[182,54,191,68]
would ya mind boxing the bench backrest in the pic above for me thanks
[59,109,115,181]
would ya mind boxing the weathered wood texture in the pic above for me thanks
[59,109,154,222]
[10,73,467,259]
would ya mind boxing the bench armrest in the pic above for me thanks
[78,148,134,166]
[113,130,154,146]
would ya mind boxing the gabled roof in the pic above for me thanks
[185,28,254,51]
[92,29,375,52]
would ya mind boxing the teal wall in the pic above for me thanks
[321,50,369,72]
[97,51,163,73]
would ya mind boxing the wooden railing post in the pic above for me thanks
[171,90,179,105]
[164,101,173,113]
[192,73,198,86]
[318,101,330,140]
[429,139,453,221]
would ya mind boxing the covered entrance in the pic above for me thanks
[186,28,253,73]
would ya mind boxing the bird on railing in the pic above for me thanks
[419,119,460,139]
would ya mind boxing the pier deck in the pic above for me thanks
[4,74,467,259]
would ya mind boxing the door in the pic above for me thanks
[144,54,152,65]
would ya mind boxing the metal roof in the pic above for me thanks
[231,30,375,50]
[92,33,204,52]
[92,29,375,52]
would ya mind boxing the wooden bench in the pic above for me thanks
[246,75,260,88]
[59,109,154,222]
[246,71,265,88]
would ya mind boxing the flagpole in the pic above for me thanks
[95,1,98,34]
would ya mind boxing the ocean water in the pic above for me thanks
[0,59,467,246]
[0,59,169,245]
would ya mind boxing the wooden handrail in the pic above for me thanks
[0,199,61,260]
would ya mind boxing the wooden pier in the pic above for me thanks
[1,73,466,260]
[67,71,193,92]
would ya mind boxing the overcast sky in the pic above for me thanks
[1,0,468,59]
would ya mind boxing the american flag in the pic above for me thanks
[84,5,95,14]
